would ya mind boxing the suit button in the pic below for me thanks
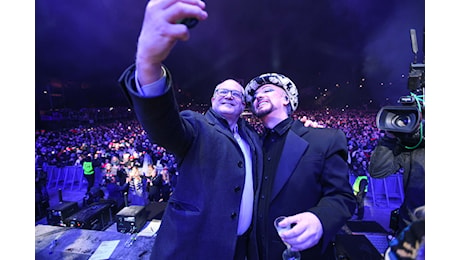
[231,212,237,219]
[234,186,241,192]
[238,161,243,168]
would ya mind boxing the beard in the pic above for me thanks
[253,102,273,118]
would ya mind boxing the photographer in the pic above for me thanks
[369,128,424,232]
[370,37,425,233]
[369,91,425,259]
[369,28,425,256]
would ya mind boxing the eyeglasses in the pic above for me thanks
[214,88,243,99]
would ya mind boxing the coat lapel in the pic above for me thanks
[270,128,309,201]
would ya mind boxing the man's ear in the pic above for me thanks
[283,95,290,106]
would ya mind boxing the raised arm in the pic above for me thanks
[136,0,208,86]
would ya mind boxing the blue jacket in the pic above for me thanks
[119,65,263,260]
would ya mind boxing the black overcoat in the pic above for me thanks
[119,65,263,260]
[248,120,356,259]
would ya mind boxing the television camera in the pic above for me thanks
[376,29,425,149]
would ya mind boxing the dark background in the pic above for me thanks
[35,0,425,111]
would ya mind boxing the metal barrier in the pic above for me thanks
[368,174,404,208]
[45,165,85,191]
[349,172,404,208]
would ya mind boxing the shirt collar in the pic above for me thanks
[265,117,293,137]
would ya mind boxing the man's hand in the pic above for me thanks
[277,212,323,252]
[136,0,208,85]
[300,116,325,128]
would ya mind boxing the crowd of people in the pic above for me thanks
[35,118,178,207]
[36,108,381,169]
[35,107,382,209]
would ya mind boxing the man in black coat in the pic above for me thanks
[244,73,356,259]
[118,1,262,259]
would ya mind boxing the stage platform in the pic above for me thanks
[35,181,402,259]
[35,220,161,260]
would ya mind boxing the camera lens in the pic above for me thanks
[377,106,421,133]
[394,115,411,127]
[391,112,417,130]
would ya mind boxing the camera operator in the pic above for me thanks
[369,90,425,259]
[370,27,426,256]
[370,35,425,233]
[369,128,424,232]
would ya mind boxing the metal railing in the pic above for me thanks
[45,165,86,191]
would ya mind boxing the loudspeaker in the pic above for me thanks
[346,220,388,234]
[64,200,116,231]
[335,234,383,260]
[47,201,80,226]
[116,205,147,233]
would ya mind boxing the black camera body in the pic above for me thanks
[376,91,424,148]
[376,29,425,149]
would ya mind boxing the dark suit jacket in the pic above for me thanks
[119,65,263,260]
[248,120,356,260]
